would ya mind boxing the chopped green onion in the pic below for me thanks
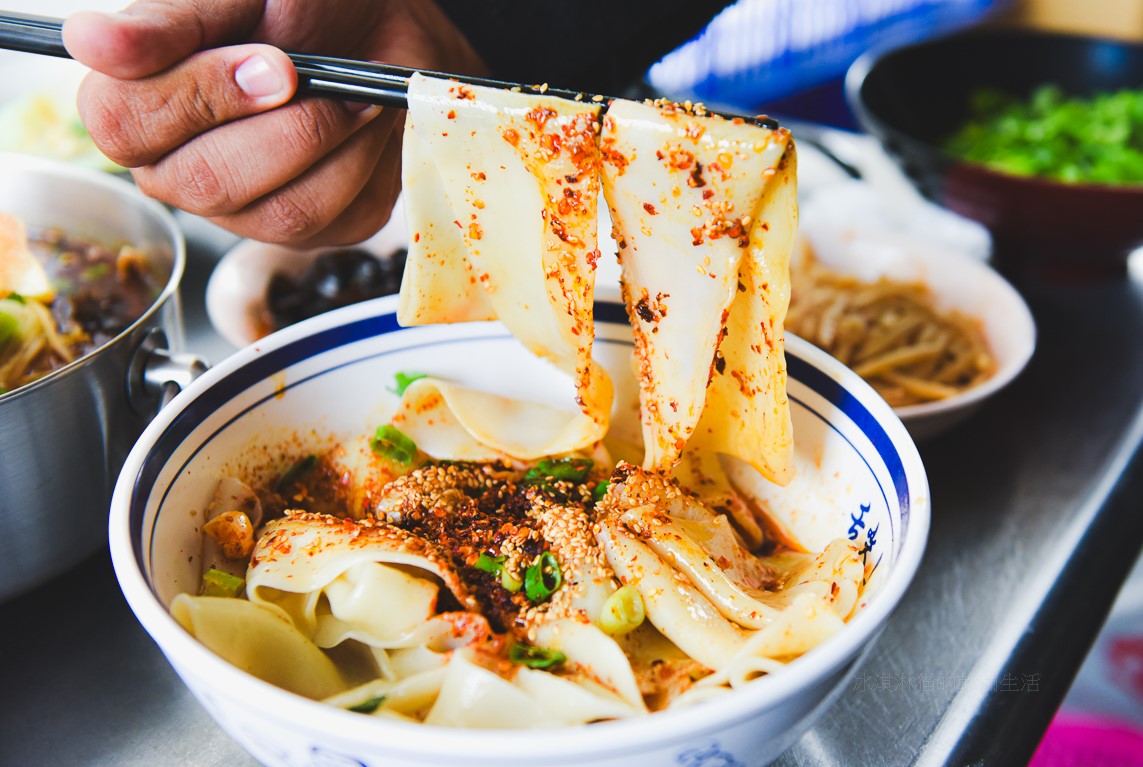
[598,585,645,636]
[347,695,386,714]
[524,551,563,603]
[370,424,418,465]
[474,552,505,574]
[0,312,18,348]
[474,552,522,592]
[508,643,566,669]
[592,480,610,502]
[201,568,245,598]
[275,454,317,491]
[389,371,428,396]
[523,457,593,485]
[5,292,25,304]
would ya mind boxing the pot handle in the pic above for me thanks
[128,329,209,413]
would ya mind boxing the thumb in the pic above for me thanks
[63,0,266,79]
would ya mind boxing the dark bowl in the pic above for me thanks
[845,27,1143,280]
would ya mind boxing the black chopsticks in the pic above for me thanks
[0,11,593,108]
[0,10,779,129]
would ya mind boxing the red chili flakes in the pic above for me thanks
[469,223,483,240]
[471,171,487,182]
[601,143,629,175]
[447,109,457,120]
[413,232,421,243]
[662,145,695,172]
[525,106,557,131]
[634,291,669,323]
[540,131,563,158]
[501,127,520,147]
[586,249,600,269]
[690,226,705,246]
[702,189,714,200]
[687,161,707,188]
[643,202,658,215]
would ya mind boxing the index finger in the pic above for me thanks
[63,0,267,79]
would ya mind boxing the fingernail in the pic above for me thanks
[235,55,285,99]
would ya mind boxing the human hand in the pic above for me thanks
[63,0,487,246]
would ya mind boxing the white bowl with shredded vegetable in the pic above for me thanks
[108,287,929,767]
[795,183,1037,440]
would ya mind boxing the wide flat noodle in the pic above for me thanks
[246,511,478,638]
[599,101,796,483]
[391,377,606,462]
[595,465,862,674]
[171,594,348,700]
[401,73,611,439]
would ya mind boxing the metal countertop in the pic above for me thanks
[2,212,1142,767]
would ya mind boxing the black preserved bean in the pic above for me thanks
[266,248,407,330]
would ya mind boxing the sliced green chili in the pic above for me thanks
[474,552,522,593]
[347,695,386,714]
[523,457,593,485]
[508,643,566,669]
[201,568,245,598]
[389,371,428,396]
[524,551,563,603]
[370,424,418,465]
[275,454,317,491]
[592,480,610,502]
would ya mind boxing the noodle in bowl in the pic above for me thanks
[110,289,929,767]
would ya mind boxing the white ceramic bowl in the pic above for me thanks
[799,182,1037,441]
[205,197,410,348]
[110,288,930,767]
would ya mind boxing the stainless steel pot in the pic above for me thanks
[0,153,204,601]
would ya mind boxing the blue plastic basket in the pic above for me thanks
[647,0,1004,111]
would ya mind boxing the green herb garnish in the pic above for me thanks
[5,292,25,304]
[943,84,1143,185]
[523,457,593,485]
[474,552,522,593]
[524,551,563,603]
[389,371,428,396]
[275,454,317,491]
[370,424,418,465]
[347,695,386,714]
[201,568,245,598]
[508,643,566,669]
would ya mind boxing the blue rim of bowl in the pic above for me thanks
[129,299,910,573]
